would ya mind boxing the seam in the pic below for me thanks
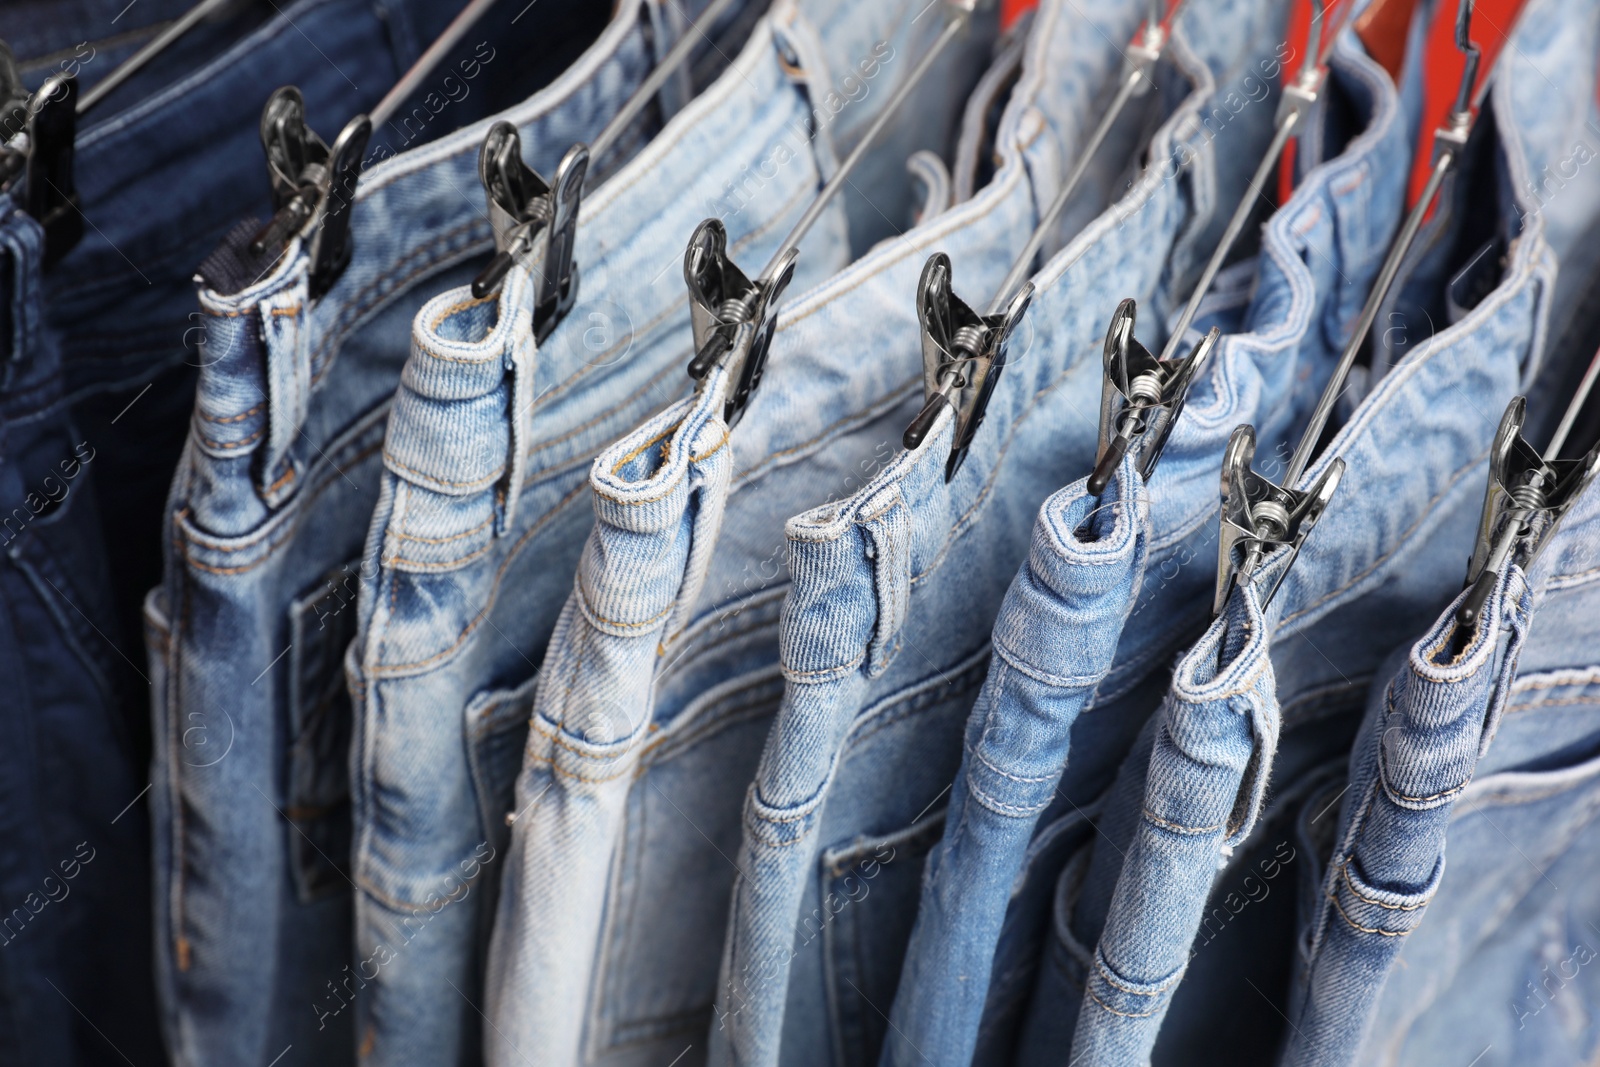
[1339,862,1430,911]
[198,427,263,451]
[1143,808,1224,836]
[389,513,495,544]
[196,403,263,424]
[383,539,495,571]
[384,450,505,490]
[1328,891,1411,937]
[427,292,499,333]
[1086,988,1162,1019]
[574,582,676,631]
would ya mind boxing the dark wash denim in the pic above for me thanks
[487,1,1162,1063]
[0,195,161,1064]
[1067,0,1598,1059]
[33,0,612,721]
[701,3,1300,1063]
[349,1,966,1062]
[144,4,703,1063]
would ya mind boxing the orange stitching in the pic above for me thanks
[390,513,494,544]
[196,403,263,425]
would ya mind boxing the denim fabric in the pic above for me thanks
[1338,479,1600,1066]
[1066,1,1599,1060]
[351,1,975,1061]
[476,4,1011,1063]
[41,0,571,695]
[145,6,700,1064]
[885,457,1149,1066]
[487,2,1174,1064]
[1278,566,1534,1067]
[1070,578,1279,1064]
[0,195,161,1065]
[986,21,1418,1062]
[694,3,1301,1063]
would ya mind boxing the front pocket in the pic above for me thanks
[822,808,947,1067]
[463,673,536,944]
[284,559,363,902]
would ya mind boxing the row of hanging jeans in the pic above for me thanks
[4,0,1600,1064]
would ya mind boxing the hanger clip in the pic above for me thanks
[1214,424,1343,614]
[251,86,371,300]
[471,122,588,343]
[1088,298,1216,495]
[0,43,82,266]
[682,217,796,428]
[1457,397,1599,631]
[1124,12,1168,95]
[901,252,1032,482]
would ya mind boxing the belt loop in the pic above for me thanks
[496,267,536,535]
[256,275,312,507]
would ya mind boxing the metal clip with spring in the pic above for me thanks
[1456,396,1599,632]
[1089,299,1218,495]
[0,41,81,266]
[683,218,798,425]
[249,87,371,300]
[901,253,1033,482]
[469,122,588,343]
[1214,424,1343,614]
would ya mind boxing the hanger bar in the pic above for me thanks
[589,0,743,168]
[1283,144,1450,489]
[987,0,1179,313]
[1547,344,1600,459]
[78,0,238,115]
[754,3,976,285]
[372,0,501,128]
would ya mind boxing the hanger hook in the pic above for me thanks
[1453,0,1481,117]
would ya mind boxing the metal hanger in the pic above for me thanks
[249,0,503,299]
[1455,353,1600,636]
[1212,0,1489,617]
[900,0,1186,482]
[0,43,79,266]
[468,0,745,344]
[682,0,991,430]
[79,0,246,116]
[1087,0,1329,499]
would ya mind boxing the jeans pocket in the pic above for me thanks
[284,559,362,903]
[463,673,535,942]
[822,808,947,1067]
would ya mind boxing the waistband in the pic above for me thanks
[190,3,661,511]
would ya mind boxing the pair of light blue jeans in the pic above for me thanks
[702,2,1305,1064]
[146,3,709,1062]
[1070,0,1598,1058]
[357,1,986,1063]
[486,3,1173,1065]
[890,16,1422,1063]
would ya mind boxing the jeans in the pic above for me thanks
[1327,481,1600,1066]
[351,1,975,1062]
[34,0,533,707]
[1069,0,1596,1058]
[146,4,693,1063]
[0,195,162,1066]
[700,2,1300,1063]
[962,22,1420,1064]
[487,3,1155,1064]
[885,456,1151,1067]
[1278,566,1535,1067]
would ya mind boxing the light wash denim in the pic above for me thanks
[1278,566,1534,1067]
[1331,476,1600,1066]
[488,2,1168,1063]
[1073,575,1279,1065]
[884,456,1150,1067]
[942,18,1423,1062]
[0,195,162,1065]
[700,2,1302,1063]
[1069,0,1599,1059]
[145,5,706,1063]
[354,1,983,1063]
